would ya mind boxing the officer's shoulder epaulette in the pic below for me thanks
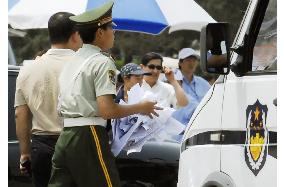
[101,51,111,57]
[100,51,115,62]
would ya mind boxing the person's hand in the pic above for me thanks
[138,101,163,119]
[164,67,176,84]
[19,154,31,175]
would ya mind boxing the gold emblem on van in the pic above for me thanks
[245,100,268,176]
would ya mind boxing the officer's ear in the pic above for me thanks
[96,27,104,38]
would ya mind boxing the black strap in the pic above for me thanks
[106,119,112,132]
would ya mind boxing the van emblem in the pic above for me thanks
[245,100,268,176]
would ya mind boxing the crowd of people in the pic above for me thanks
[14,1,214,187]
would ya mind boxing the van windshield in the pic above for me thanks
[252,0,277,71]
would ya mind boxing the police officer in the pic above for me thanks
[48,1,161,187]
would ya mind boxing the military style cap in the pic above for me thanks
[120,63,151,77]
[70,1,115,28]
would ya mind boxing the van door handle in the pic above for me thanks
[273,98,277,106]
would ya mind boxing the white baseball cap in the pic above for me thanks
[178,48,200,60]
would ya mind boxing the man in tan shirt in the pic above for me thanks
[14,12,82,187]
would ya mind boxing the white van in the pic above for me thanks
[177,0,276,186]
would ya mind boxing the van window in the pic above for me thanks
[252,0,277,71]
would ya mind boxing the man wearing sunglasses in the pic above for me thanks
[140,52,188,108]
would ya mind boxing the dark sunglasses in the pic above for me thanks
[147,64,163,70]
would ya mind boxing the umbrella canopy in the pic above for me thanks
[8,0,216,34]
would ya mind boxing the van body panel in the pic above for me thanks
[221,146,276,186]
[182,81,225,142]
[222,74,276,130]
[178,81,225,186]
[177,146,221,187]
[220,73,276,186]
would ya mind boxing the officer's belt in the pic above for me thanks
[64,117,107,127]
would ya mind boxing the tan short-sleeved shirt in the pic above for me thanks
[141,80,177,108]
[58,44,117,119]
[14,49,76,135]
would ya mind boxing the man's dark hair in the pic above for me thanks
[141,52,163,66]
[78,23,110,44]
[48,12,77,44]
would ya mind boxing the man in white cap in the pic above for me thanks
[172,48,211,125]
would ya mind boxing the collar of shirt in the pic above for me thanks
[46,48,75,56]
[82,44,101,52]
[183,75,196,86]
[142,79,161,90]
[77,44,102,57]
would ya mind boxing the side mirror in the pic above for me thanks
[200,23,231,75]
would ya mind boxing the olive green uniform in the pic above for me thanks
[48,44,121,187]
[48,2,122,186]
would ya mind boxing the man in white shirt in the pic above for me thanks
[140,52,188,108]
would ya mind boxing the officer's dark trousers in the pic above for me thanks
[31,134,59,187]
[48,125,121,187]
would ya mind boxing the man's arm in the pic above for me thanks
[97,95,162,120]
[170,80,189,107]
[15,105,32,172]
[164,67,189,107]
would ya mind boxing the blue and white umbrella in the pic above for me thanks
[9,0,215,34]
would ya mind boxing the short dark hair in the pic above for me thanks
[141,52,163,66]
[77,23,110,44]
[48,12,77,44]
